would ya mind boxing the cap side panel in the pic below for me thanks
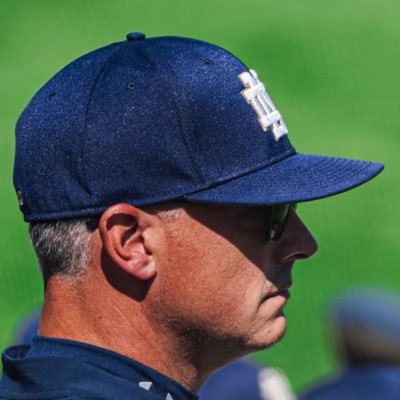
[13,43,123,218]
[154,41,206,184]
[81,42,127,196]
[82,40,204,208]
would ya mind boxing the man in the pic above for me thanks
[0,33,383,399]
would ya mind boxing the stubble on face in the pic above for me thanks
[143,203,293,362]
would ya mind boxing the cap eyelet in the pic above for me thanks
[48,91,57,99]
[126,82,135,90]
[204,59,213,65]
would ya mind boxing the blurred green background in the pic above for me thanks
[0,0,398,393]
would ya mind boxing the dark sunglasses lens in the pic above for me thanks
[269,203,296,241]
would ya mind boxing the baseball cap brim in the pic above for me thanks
[184,154,384,205]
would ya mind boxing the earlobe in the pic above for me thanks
[99,203,157,280]
[124,253,157,280]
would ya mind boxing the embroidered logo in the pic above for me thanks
[238,69,288,141]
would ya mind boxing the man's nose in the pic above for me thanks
[273,208,318,263]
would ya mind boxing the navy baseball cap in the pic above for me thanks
[14,33,384,222]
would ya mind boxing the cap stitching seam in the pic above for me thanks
[161,50,205,184]
[81,43,124,196]
[184,148,296,194]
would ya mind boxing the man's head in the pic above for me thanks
[28,201,316,357]
[14,33,383,382]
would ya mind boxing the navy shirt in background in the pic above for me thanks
[300,365,400,400]
[0,335,198,400]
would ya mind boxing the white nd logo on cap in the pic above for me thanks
[239,69,288,141]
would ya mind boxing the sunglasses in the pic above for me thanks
[268,203,297,241]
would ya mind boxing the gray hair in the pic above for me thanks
[28,205,184,281]
[29,218,98,282]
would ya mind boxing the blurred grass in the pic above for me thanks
[1,0,399,392]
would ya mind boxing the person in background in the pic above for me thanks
[199,359,296,400]
[301,288,400,400]
[11,308,41,345]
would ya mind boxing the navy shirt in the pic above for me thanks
[0,336,198,400]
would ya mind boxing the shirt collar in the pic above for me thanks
[7,335,198,400]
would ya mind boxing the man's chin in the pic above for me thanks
[246,314,287,351]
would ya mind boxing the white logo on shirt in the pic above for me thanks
[139,381,153,390]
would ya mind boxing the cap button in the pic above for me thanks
[126,32,146,41]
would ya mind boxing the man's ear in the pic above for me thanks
[99,203,157,280]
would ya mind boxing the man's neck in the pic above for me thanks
[39,278,207,391]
